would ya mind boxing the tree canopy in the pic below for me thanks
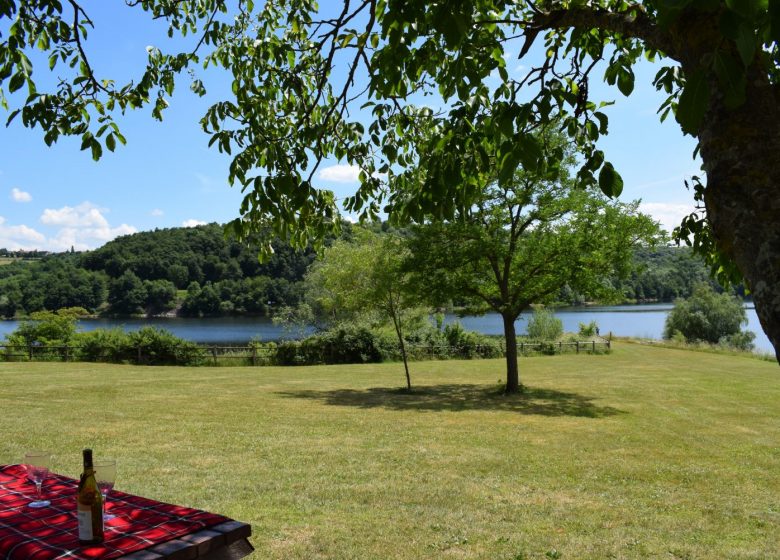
[406,158,660,392]
[304,229,418,389]
[664,283,755,349]
[2,0,779,361]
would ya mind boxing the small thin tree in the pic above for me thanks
[304,229,417,390]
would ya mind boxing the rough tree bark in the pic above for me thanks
[502,312,521,393]
[698,73,780,362]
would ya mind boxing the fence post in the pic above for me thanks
[593,340,596,353]
[212,347,218,366]
[520,342,523,355]
[137,345,143,364]
[29,344,33,361]
[607,339,611,350]
[251,346,257,366]
[558,341,562,353]
[64,345,69,362]
[576,342,579,354]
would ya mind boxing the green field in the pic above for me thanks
[1,344,778,559]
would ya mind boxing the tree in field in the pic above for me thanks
[304,229,417,390]
[406,165,660,393]
[2,1,780,362]
[663,283,755,348]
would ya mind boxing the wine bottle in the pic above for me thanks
[76,448,104,545]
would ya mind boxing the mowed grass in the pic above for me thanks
[1,344,778,559]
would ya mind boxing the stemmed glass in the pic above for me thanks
[24,451,51,508]
[93,460,116,520]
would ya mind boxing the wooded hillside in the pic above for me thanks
[0,225,724,318]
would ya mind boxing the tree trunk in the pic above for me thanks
[698,73,780,363]
[388,298,412,390]
[502,312,522,393]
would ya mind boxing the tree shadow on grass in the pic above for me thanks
[276,384,625,418]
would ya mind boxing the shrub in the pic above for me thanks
[526,308,563,341]
[6,310,78,346]
[275,325,394,366]
[719,331,756,351]
[441,322,502,359]
[127,327,205,365]
[578,320,599,338]
[663,284,751,345]
[74,328,134,363]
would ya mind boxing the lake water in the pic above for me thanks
[0,304,773,354]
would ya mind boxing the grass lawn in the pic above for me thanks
[1,343,778,559]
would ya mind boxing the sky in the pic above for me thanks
[0,2,701,252]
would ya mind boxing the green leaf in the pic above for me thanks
[498,151,520,186]
[598,162,623,198]
[105,133,116,152]
[593,112,609,134]
[675,69,710,135]
[5,109,20,126]
[516,134,543,171]
[8,72,24,93]
[617,67,635,96]
[735,23,756,66]
[90,138,103,161]
[713,51,746,108]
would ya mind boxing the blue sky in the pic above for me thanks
[0,3,700,251]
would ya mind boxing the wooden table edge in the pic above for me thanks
[119,521,253,559]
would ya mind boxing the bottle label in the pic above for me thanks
[77,508,93,541]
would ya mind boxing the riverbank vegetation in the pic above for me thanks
[0,309,609,367]
[4,345,778,559]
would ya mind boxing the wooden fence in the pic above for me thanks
[0,340,610,366]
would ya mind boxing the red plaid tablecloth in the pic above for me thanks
[0,464,230,559]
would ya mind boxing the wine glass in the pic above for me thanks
[93,460,116,520]
[23,451,51,508]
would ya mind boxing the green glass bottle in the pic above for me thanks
[76,448,104,545]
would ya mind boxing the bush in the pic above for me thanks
[127,327,205,365]
[526,308,563,341]
[663,284,751,345]
[441,322,502,359]
[74,328,134,363]
[5,310,78,346]
[73,327,205,365]
[578,320,599,338]
[719,331,756,351]
[275,325,394,366]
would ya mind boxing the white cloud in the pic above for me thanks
[639,202,697,235]
[182,219,207,228]
[45,224,138,252]
[40,202,109,228]
[318,164,361,183]
[0,216,47,250]
[150,208,164,217]
[10,188,32,203]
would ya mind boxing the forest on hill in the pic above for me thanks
[0,223,726,319]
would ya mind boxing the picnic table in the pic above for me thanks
[0,465,253,559]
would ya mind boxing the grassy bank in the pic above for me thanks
[1,344,778,559]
